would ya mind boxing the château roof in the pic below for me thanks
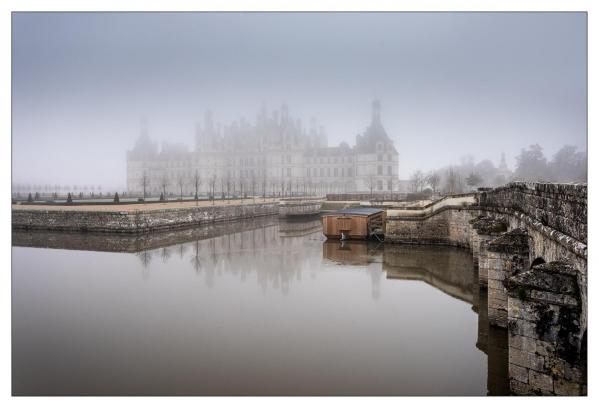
[354,100,398,155]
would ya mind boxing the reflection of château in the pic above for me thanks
[127,101,399,195]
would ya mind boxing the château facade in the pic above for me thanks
[126,101,399,196]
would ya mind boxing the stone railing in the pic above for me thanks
[478,182,587,244]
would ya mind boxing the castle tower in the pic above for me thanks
[372,99,382,124]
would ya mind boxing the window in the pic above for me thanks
[377,165,382,175]
[327,168,331,176]
[387,166,392,175]
[377,154,383,161]
[287,168,291,177]
[388,180,392,190]
[377,180,383,190]
[320,168,324,177]
[377,143,383,152]
[334,168,338,176]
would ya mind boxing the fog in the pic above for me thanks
[12,12,587,192]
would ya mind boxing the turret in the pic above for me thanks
[372,99,381,124]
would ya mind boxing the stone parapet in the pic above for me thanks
[478,182,587,245]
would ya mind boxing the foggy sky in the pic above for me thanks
[12,12,587,190]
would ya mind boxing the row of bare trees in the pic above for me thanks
[137,170,358,202]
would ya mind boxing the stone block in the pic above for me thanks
[529,370,553,392]
[535,340,555,357]
[488,288,507,302]
[488,278,505,291]
[508,298,560,323]
[488,268,507,281]
[488,295,506,309]
[509,363,529,383]
[529,290,579,307]
[489,309,508,327]
[509,267,579,296]
[508,317,537,338]
[509,349,544,371]
[509,335,537,353]
[554,378,582,396]
[510,379,533,395]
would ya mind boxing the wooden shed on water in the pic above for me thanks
[321,207,386,240]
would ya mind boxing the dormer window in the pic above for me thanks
[377,142,383,152]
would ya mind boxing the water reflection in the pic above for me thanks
[12,217,508,395]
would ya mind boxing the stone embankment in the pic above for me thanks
[12,202,279,233]
[385,182,587,396]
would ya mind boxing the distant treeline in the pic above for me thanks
[409,144,587,195]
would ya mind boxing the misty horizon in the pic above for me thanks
[12,12,587,191]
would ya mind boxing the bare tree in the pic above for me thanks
[465,172,483,190]
[410,170,425,192]
[160,171,169,199]
[365,172,376,199]
[141,171,149,201]
[193,169,202,202]
[177,174,185,200]
[426,172,441,196]
[238,176,245,203]
[225,171,232,203]
[209,173,217,205]
[250,171,257,203]
[445,167,462,194]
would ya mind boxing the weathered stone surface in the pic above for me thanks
[488,295,507,310]
[529,370,553,392]
[488,288,507,302]
[534,340,555,357]
[508,317,537,338]
[12,203,279,233]
[477,182,586,245]
[529,290,579,307]
[509,379,533,395]
[472,216,508,235]
[509,268,578,297]
[509,349,544,371]
[508,298,560,323]
[509,363,529,383]
[554,379,582,396]
[488,269,507,281]
[488,228,530,254]
[509,335,537,353]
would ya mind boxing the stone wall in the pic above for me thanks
[478,182,587,245]
[12,216,280,252]
[507,261,586,395]
[385,207,478,247]
[12,203,279,233]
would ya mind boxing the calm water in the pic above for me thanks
[12,216,508,396]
